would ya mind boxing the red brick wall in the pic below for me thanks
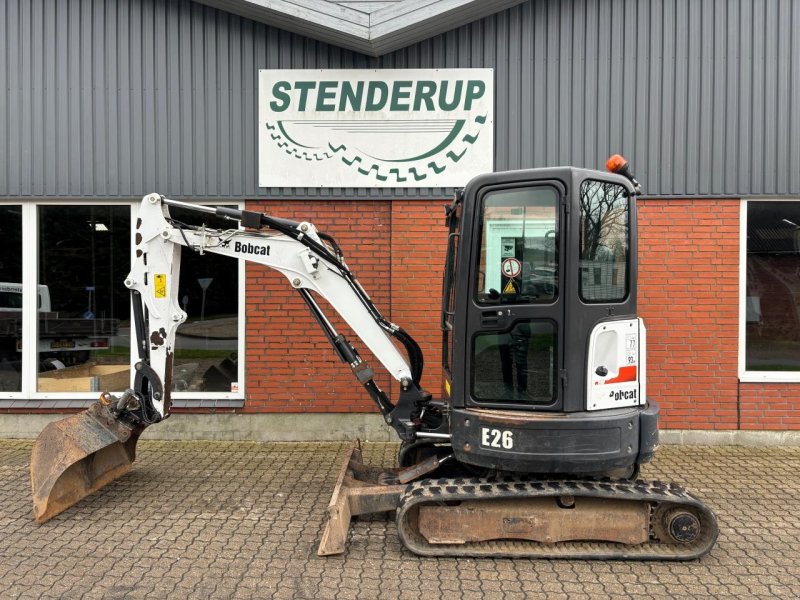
[739,383,800,429]
[638,199,800,430]
[637,199,741,429]
[240,196,800,431]
[243,199,447,413]
[390,200,449,394]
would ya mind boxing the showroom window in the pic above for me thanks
[166,204,242,395]
[0,205,23,393]
[741,200,800,381]
[0,201,244,407]
[37,206,132,393]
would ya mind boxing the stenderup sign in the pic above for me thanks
[258,69,494,188]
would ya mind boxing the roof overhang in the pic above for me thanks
[196,0,528,56]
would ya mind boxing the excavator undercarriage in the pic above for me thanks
[319,440,717,560]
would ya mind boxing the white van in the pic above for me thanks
[0,283,52,312]
[0,283,118,365]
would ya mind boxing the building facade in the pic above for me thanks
[1,0,799,435]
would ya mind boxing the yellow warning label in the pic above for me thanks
[444,378,451,397]
[503,279,517,294]
[154,274,167,299]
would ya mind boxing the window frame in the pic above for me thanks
[469,318,559,406]
[473,185,561,306]
[739,198,800,382]
[578,178,631,304]
[440,201,461,376]
[0,199,246,405]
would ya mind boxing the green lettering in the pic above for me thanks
[269,81,291,112]
[390,81,412,111]
[294,81,316,111]
[464,80,485,110]
[365,81,388,111]
[438,80,463,111]
[316,81,337,111]
[413,81,436,111]
[339,81,364,111]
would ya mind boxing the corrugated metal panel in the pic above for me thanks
[1,0,799,199]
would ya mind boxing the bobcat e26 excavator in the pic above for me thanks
[30,157,718,560]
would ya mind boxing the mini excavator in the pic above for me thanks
[31,157,718,559]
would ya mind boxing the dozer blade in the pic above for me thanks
[318,440,407,556]
[31,399,143,523]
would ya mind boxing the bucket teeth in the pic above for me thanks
[31,401,142,523]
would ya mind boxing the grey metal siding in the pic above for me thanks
[1,0,799,199]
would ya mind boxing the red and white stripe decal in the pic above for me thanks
[603,365,637,384]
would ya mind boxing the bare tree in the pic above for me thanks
[580,180,628,261]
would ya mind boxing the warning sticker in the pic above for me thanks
[154,274,167,299]
[501,257,522,279]
[503,279,518,294]
[625,334,638,365]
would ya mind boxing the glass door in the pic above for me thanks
[467,184,564,410]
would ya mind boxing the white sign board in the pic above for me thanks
[258,69,494,188]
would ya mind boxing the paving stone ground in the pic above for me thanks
[1,439,799,599]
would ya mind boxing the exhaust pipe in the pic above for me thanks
[31,397,143,523]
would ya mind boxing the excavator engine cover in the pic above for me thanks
[31,398,143,523]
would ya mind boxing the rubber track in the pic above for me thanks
[396,477,719,560]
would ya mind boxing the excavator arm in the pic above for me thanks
[31,194,438,523]
[124,194,431,436]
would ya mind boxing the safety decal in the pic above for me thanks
[154,274,167,299]
[501,257,522,279]
[503,279,518,294]
[625,334,638,366]
[603,366,637,384]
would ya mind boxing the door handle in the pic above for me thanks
[481,311,502,326]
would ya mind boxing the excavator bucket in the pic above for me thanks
[31,398,142,523]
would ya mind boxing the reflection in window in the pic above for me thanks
[472,321,556,404]
[0,207,23,391]
[746,202,800,372]
[476,187,559,304]
[579,180,629,302]
[168,205,240,392]
[37,206,130,392]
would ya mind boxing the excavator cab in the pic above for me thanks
[442,167,658,478]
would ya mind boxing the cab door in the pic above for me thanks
[465,181,566,411]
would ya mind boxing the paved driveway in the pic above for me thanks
[1,440,799,599]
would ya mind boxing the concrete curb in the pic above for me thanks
[658,429,800,446]
[2,413,799,445]
[0,413,396,443]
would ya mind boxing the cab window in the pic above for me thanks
[579,179,630,302]
[475,187,559,305]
